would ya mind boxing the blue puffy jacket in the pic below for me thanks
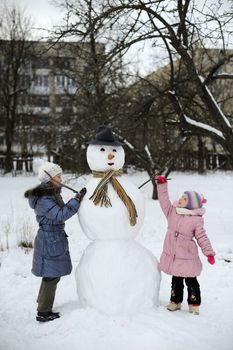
[25,183,80,277]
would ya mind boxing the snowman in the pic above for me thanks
[76,125,161,315]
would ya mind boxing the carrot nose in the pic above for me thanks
[108,154,115,160]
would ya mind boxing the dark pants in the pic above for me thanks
[37,277,60,312]
[170,276,201,305]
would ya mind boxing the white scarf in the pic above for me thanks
[175,206,206,216]
[176,207,195,215]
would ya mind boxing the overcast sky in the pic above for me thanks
[15,0,233,75]
[16,0,159,74]
[17,0,232,33]
[18,0,63,31]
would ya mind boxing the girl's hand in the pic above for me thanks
[207,255,215,265]
[75,187,87,202]
[157,175,167,184]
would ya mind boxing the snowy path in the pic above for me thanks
[0,172,233,350]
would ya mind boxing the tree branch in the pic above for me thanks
[166,90,226,146]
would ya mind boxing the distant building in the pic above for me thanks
[0,40,105,157]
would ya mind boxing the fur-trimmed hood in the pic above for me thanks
[24,184,62,209]
[24,184,61,198]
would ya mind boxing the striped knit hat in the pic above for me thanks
[184,191,207,209]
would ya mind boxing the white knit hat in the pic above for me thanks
[38,161,62,183]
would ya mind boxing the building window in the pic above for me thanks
[39,115,48,125]
[55,75,74,88]
[33,75,49,87]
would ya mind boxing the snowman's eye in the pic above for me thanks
[100,148,105,152]
[112,149,117,152]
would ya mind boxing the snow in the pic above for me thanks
[144,145,155,167]
[120,138,135,150]
[166,90,222,142]
[78,175,145,240]
[198,75,205,83]
[0,171,233,350]
[213,73,233,79]
[78,145,160,314]
[82,145,145,240]
[203,85,232,128]
[76,240,160,315]
[86,144,125,172]
[184,115,225,139]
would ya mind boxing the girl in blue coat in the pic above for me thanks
[25,161,86,322]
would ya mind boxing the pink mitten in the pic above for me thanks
[157,175,167,184]
[207,256,215,265]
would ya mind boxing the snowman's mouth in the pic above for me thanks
[108,162,114,166]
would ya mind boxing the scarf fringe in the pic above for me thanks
[89,185,112,207]
[90,169,137,226]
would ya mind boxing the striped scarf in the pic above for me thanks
[90,169,138,226]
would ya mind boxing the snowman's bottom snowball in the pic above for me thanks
[76,240,161,315]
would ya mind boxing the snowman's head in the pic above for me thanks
[87,144,125,172]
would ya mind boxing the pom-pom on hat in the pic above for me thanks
[38,161,62,183]
[184,191,207,209]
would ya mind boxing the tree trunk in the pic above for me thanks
[5,144,13,173]
[197,136,205,174]
[226,135,233,169]
[5,121,13,173]
[151,176,158,200]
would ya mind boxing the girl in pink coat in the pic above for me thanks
[157,175,215,315]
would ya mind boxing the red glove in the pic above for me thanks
[207,256,215,265]
[157,175,167,184]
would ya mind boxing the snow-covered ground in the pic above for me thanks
[0,171,233,350]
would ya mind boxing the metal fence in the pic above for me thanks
[0,152,231,175]
[0,155,34,175]
[172,153,231,171]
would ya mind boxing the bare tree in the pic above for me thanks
[46,0,131,171]
[0,3,34,173]
[72,0,233,166]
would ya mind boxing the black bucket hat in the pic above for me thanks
[87,125,124,146]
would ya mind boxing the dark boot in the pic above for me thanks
[48,311,60,319]
[36,311,58,322]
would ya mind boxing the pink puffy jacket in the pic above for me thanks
[158,183,215,277]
